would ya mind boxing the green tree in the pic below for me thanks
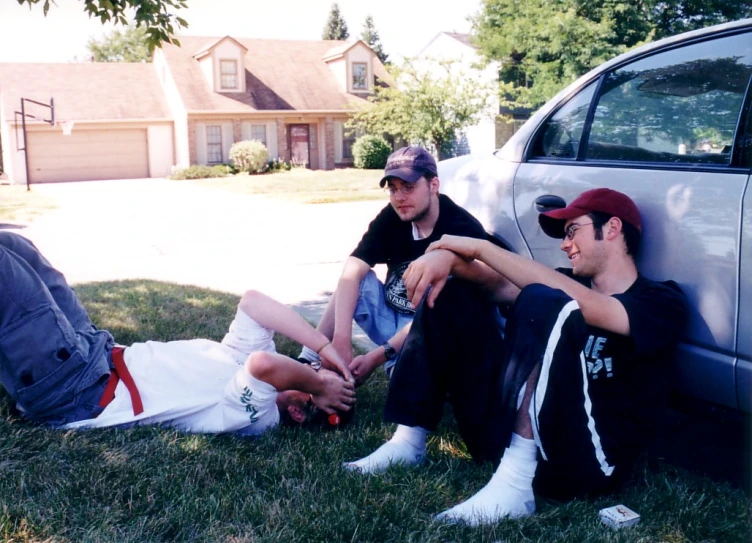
[322,2,349,40]
[16,0,188,50]
[348,59,491,159]
[87,26,151,62]
[361,15,388,64]
[472,0,752,111]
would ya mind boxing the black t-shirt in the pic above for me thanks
[560,269,688,455]
[351,194,487,314]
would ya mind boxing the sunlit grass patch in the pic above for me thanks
[0,184,58,225]
[189,168,389,204]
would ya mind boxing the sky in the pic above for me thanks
[0,0,482,63]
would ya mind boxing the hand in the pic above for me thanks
[319,342,355,384]
[349,353,379,387]
[403,249,456,309]
[426,235,483,262]
[311,369,356,414]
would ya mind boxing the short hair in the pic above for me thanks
[588,211,641,255]
[278,398,354,429]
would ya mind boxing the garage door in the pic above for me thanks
[27,129,148,183]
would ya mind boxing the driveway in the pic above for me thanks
[13,178,386,345]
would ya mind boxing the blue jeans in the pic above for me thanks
[0,232,112,425]
[354,271,414,374]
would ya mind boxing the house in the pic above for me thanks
[0,63,174,184]
[0,36,387,184]
[416,32,528,156]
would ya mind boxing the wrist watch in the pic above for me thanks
[381,342,398,361]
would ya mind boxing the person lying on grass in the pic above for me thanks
[0,231,355,433]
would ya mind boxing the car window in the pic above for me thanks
[531,82,596,159]
[586,32,752,166]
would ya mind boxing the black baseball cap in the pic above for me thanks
[379,146,438,187]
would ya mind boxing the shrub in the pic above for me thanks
[266,159,292,173]
[352,135,391,169]
[170,165,229,180]
[230,140,269,174]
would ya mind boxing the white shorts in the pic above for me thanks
[63,308,281,435]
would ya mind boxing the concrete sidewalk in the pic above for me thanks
[12,178,386,348]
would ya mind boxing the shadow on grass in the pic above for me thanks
[0,280,749,542]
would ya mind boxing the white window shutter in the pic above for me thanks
[241,122,251,141]
[195,124,207,165]
[266,122,278,159]
[222,123,234,162]
[334,122,343,163]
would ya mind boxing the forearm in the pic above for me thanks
[450,256,520,304]
[473,241,628,333]
[248,351,324,393]
[239,290,328,353]
[362,321,412,370]
[333,258,369,340]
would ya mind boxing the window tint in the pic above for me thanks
[587,32,752,166]
[531,82,596,159]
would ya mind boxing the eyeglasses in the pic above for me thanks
[564,222,594,241]
[386,183,419,196]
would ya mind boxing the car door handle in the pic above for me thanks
[534,195,567,213]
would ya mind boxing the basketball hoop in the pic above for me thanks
[58,120,75,136]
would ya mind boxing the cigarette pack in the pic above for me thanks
[599,504,641,530]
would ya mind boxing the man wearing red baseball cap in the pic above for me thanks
[345,188,688,525]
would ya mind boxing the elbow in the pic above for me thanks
[247,351,275,382]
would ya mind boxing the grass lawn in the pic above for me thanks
[1,280,750,542]
[0,184,58,225]
[186,168,389,204]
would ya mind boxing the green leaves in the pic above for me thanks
[18,0,188,50]
[473,0,752,111]
[87,26,151,62]
[349,59,492,159]
[322,2,349,40]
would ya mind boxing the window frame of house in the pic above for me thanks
[220,59,239,90]
[352,62,368,91]
[251,124,267,146]
[206,125,223,164]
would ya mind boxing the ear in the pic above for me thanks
[287,405,307,424]
[605,217,623,240]
[429,176,440,194]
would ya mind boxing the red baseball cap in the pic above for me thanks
[538,188,642,239]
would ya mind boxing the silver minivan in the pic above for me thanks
[439,19,752,413]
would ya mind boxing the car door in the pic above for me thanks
[512,28,752,410]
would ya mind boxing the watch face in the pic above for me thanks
[383,343,397,360]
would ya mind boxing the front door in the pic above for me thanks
[289,124,310,167]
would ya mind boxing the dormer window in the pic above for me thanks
[352,62,368,90]
[220,59,238,90]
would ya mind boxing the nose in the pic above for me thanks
[560,237,572,251]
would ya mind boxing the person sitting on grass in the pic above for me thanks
[0,231,354,433]
[344,188,688,525]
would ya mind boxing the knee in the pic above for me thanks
[0,232,30,252]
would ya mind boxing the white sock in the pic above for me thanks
[344,425,428,474]
[298,345,320,363]
[434,433,538,526]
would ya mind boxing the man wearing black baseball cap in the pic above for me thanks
[298,146,489,387]
[346,188,688,525]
